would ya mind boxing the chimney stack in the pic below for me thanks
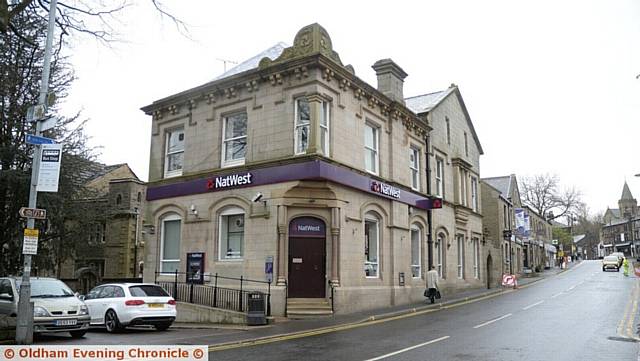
[372,59,408,104]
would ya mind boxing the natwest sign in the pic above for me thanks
[370,180,401,199]
[207,172,253,190]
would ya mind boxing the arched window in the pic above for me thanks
[436,233,446,278]
[116,194,122,205]
[364,212,380,278]
[137,192,142,203]
[410,224,422,278]
[219,207,245,260]
[160,214,181,273]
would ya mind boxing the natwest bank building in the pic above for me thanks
[141,24,442,316]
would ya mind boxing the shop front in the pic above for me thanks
[145,158,440,315]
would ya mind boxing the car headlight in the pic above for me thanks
[33,306,50,317]
[79,305,89,315]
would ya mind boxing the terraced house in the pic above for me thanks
[140,24,488,316]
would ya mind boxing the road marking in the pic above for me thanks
[567,285,576,291]
[364,336,450,361]
[523,301,544,310]
[551,292,563,298]
[473,313,512,329]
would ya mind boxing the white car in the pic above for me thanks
[82,283,176,332]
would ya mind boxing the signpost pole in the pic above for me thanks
[15,0,58,345]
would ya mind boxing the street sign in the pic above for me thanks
[22,228,39,255]
[19,207,46,220]
[39,117,57,132]
[37,143,62,192]
[552,239,558,245]
[26,104,46,122]
[26,134,56,145]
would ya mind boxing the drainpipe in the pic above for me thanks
[425,133,434,270]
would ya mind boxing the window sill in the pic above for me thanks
[164,171,183,179]
[222,160,245,168]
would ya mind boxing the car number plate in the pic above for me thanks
[148,303,164,308]
[55,319,77,326]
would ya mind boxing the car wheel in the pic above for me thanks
[104,309,123,333]
[154,322,172,331]
[603,267,606,272]
[617,268,620,272]
[69,330,87,338]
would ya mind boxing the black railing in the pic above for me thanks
[155,271,271,316]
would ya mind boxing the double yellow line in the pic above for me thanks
[617,278,640,341]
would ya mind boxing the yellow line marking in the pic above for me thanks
[208,271,561,352]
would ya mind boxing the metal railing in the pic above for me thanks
[155,271,271,316]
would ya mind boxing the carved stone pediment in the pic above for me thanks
[259,23,344,69]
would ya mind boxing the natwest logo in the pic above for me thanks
[370,180,401,199]
[207,172,253,190]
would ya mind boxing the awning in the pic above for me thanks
[603,244,613,248]
[615,242,631,247]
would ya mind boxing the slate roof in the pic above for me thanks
[481,175,512,198]
[621,182,635,200]
[573,234,586,244]
[404,89,454,114]
[214,42,288,81]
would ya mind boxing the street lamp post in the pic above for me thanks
[133,208,139,278]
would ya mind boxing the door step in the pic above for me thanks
[287,298,333,319]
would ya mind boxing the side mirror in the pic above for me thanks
[78,295,85,301]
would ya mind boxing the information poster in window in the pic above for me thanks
[186,252,205,284]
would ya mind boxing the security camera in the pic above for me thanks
[252,192,263,203]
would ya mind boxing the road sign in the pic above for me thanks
[26,104,46,122]
[22,228,39,255]
[25,134,55,145]
[39,117,57,132]
[501,274,518,288]
[37,143,62,192]
[19,207,46,220]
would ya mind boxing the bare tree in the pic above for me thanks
[520,174,583,221]
[1,0,187,44]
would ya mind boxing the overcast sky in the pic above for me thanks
[60,0,640,217]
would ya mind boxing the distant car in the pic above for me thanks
[602,255,621,272]
[82,283,176,333]
[0,277,90,338]
[610,252,625,267]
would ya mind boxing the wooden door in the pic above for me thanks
[288,237,326,298]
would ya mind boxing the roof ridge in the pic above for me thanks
[404,90,446,100]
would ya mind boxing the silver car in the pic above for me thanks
[0,277,90,338]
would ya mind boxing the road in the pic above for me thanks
[209,261,639,361]
[36,261,640,361]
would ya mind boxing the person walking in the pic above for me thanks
[426,266,439,304]
[623,257,630,277]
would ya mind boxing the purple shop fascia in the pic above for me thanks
[148,160,440,210]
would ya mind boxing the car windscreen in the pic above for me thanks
[129,285,169,297]
[17,279,75,298]
[604,256,618,262]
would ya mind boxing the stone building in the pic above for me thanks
[480,181,512,287]
[481,174,524,275]
[140,24,489,316]
[405,86,486,295]
[602,182,639,256]
[523,205,552,271]
[59,163,146,293]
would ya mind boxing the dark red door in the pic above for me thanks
[288,237,326,298]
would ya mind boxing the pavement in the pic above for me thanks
[171,262,582,349]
